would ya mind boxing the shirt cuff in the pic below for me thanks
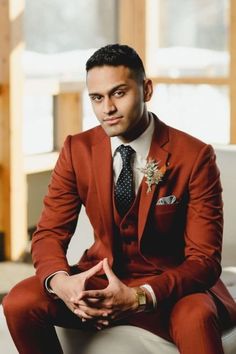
[45,271,69,294]
[140,284,157,310]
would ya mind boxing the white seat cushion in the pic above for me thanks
[0,305,18,353]
[55,323,236,354]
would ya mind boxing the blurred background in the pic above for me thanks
[0,0,236,296]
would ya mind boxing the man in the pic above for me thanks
[3,44,236,354]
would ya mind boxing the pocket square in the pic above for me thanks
[156,195,177,205]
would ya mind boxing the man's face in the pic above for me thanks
[86,65,152,142]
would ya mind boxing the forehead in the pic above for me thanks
[86,65,135,93]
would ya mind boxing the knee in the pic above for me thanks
[169,293,218,337]
[3,276,44,320]
[3,285,31,321]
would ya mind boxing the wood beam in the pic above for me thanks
[54,93,83,150]
[0,0,27,260]
[230,0,236,143]
[118,0,146,65]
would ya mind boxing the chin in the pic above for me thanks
[103,126,125,138]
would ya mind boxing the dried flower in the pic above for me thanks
[139,159,166,193]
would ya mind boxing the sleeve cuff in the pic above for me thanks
[45,271,69,294]
[140,284,157,310]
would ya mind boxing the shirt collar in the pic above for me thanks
[111,113,155,159]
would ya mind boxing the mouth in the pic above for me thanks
[103,116,123,126]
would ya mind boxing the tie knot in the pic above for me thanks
[116,145,135,163]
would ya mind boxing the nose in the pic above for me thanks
[103,96,117,115]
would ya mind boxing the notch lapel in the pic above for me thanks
[92,133,114,253]
[138,117,170,240]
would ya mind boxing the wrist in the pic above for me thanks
[49,272,69,293]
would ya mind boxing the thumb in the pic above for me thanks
[85,260,103,279]
[103,258,116,282]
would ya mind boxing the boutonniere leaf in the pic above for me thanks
[140,159,167,193]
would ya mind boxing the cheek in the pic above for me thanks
[122,94,143,117]
[91,103,102,120]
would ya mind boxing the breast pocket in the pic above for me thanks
[153,203,181,235]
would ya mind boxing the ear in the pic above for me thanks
[143,79,153,102]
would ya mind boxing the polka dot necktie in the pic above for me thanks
[114,145,135,217]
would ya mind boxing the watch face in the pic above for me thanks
[137,289,146,306]
[139,293,146,306]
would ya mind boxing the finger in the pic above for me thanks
[102,258,116,282]
[74,304,109,318]
[77,300,104,312]
[76,298,103,308]
[73,308,93,320]
[85,260,103,279]
[72,299,92,308]
[77,297,101,305]
[78,304,113,318]
[96,319,109,326]
[78,289,106,301]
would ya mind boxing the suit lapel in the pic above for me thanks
[91,117,170,247]
[138,117,170,240]
[92,131,114,251]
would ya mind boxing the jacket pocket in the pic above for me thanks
[153,203,181,235]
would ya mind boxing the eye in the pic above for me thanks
[90,95,103,102]
[113,90,125,98]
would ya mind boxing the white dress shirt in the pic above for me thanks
[111,113,155,194]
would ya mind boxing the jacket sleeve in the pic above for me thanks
[148,144,223,303]
[31,135,82,287]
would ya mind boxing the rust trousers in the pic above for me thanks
[3,274,230,354]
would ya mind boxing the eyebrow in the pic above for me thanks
[88,84,128,97]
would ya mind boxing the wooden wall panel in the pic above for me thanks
[0,0,27,260]
[54,93,83,150]
[118,0,146,65]
[230,0,236,143]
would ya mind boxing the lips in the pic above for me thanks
[103,116,123,125]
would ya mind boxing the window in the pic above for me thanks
[23,0,118,154]
[148,84,229,144]
[146,0,230,144]
[146,0,229,78]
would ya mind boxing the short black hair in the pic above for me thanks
[86,44,146,83]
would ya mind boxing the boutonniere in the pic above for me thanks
[140,159,167,193]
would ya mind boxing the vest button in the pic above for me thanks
[123,236,137,244]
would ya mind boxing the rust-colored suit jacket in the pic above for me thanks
[32,115,236,325]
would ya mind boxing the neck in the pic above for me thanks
[121,110,150,143]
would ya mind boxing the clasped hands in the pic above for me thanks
[50,258,139,330]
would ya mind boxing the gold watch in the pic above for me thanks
[134,287,147,312]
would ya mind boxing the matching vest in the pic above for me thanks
[112,183,158,279]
